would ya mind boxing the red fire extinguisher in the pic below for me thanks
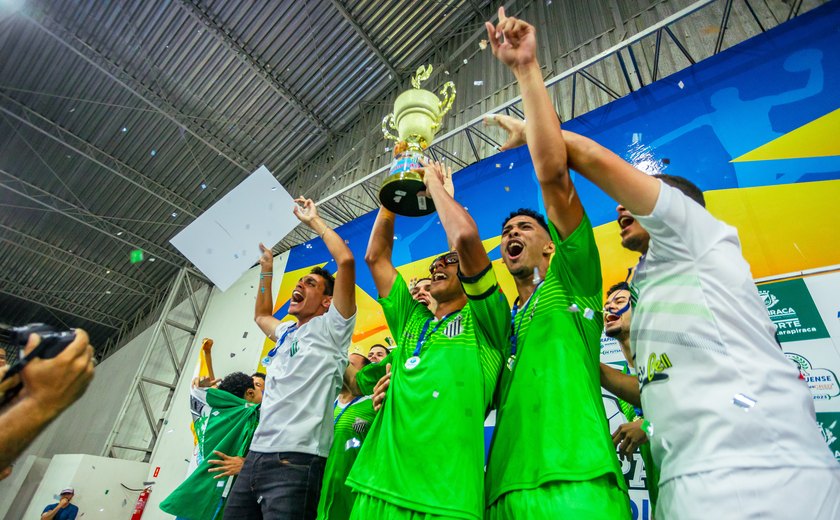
[130,487,151,519]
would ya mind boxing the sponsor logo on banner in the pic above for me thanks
[600,335,622,358]
[759,278,829,342]
[785,352,840,400]
[816,412,840,463]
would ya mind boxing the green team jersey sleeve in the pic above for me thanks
[356,352,392,396]
[547,213,602,298]
[379,271,425,341]
[459,262,510,406]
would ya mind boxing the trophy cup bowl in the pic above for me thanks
[380,66,456,217]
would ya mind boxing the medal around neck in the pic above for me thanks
[506,355,516,371]
[405,355,422,370]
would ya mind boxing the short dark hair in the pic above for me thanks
[607,281,630,298]
[502,208,550,233]
[369,344,389,353]
[251,372,265,381]
[351,352,372,366]
[310,267,335,296]
[218,372,255,399]
[653,174,705,207]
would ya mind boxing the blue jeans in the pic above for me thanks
[223,451,326,520]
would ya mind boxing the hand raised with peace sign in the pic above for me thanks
[484,6,538,71]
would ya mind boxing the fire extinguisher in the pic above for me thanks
[130,487,151,519]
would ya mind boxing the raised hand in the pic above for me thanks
[485,114,527,151]
[419,159,450,192]
[293,197,319,226]
[258,242,273,270]
[484,6,537,71]
[21,330,94,417]
[197,376,220,388]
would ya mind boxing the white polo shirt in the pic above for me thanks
[250,304,355,457]
[630,181,838,483]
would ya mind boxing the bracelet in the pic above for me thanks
[260,272,273,278]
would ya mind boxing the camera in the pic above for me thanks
[0,323,77,405]
[1,323,76,361]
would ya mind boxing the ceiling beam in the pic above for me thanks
[0,167,186,268]
[176,0,332,135]
[0,223,154,295]
[328,0,400,80]
[0,94,202,218]
[22,8,254,175]
[0,277,126,329]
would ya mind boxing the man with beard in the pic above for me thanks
[483,7,629,518]
[347,161,508,519]
[223,198,356,520]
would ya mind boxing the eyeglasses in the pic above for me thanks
[429,252,459,274]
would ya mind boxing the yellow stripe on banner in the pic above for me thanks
[732,107,840,162]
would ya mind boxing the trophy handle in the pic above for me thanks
[381,113,400,142]
[432,82,457,132]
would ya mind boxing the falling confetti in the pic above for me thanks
[504,186,510,192]
[230,353,236,358]
[432,390,439,399]
[200,182,207,190]
[568,304,580,313]
[463,58,468,64]
[732,393,757,411]
[479,39,488,50]
[242,331,248,339]
[583,308,595,320]
[121,127,127,133]
[678,80,685,89]
[130,249,144,264]
[474,80,484,86]
[509,163,514,169]
[495,163,502,168]
[345,438,361,450]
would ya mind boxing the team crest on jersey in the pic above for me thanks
[289,338,300,357]
[353,417,371,435]
[442,315,463,338]
[638,352,672,389]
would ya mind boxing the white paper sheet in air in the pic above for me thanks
[170,165,297,291]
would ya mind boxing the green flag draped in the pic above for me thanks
[160,388,260,520]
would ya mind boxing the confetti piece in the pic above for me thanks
[474,80,484,86]
[583,308,595,320]
[463,58,468,64]
[504,186,510,192]
[532,267,542,286]
[230,353,236,358]
[678,80,685,89]
[433,390,439,398]
[479,40,488,50]
[509,163,514,169]
[568,304,580,313]
[150,150,156,156]
[121,127,127,133]
[242,331,248,338]
[345,438,361,450]
[732,393,757,410]
[495,163,501,168]
[130,249,144,264]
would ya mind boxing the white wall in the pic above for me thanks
[142,253,288,520]
[0,455,50,520]
[20,454,148,520]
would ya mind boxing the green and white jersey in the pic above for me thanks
[486,214,627,506]
[347,269,509,520]
[316,395,375,520]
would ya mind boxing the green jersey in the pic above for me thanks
[618,374,660,511]
[160,389,260,520]
[316,395,376,520]
[348,269,509,520]
[486,214,627,506]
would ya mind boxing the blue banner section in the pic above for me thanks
[284,0,840,306]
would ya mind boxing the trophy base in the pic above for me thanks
[379,172,435,217]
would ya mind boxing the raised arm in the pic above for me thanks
[294,197,356,319]
[364,207,399,298]
[422,161,489,277]
[486,7,582,239]
[562,130,661,216]
[255,243,282,340]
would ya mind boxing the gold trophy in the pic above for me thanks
[380,65,456,216]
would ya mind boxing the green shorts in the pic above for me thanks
[350,493,468,520]
[486,475,631,520]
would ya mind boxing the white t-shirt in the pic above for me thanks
[630,181,837,483]
[250,304,355,457]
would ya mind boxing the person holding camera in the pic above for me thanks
[0,329,95,474]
